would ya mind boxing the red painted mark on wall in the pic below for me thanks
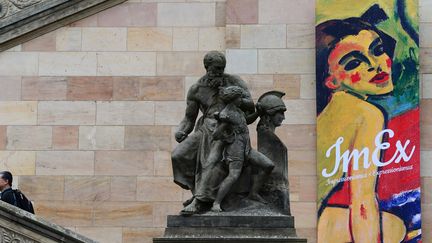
[360,204,367,220]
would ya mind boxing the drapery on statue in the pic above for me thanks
[171,51,290,215]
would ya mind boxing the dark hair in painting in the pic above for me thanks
[316,4,397,114]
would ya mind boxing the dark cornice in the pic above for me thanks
[0,0,127,51]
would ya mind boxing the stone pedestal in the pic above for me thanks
[153,215,307,243]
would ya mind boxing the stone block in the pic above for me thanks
[153,202,183,227]
[421,151,432,177]
[124,126,172,151]
[39,52,97,76]
[36,151,94,176]
[289,176,317,202]
[127,3,158,27]
[0,126,5,150]
[136,177,183,202]
[19,176,64,200]
[128,28,173,51]
[424,74,432,98]
[286,24,315,48]
[273,74,301,99]
[283,100,316,125]
[35,201,93,226]
[226,0,258,24]
[0,76,21,101]
[94,202,153,227]
[241,25,286,48]
[110,176,137,201]
[420,0,432,22]
[38,101,96,125]
[199,27,225,51]
[22,31,56,51]
[97,4,130,27]
[158,3,215,27]
[154,151,173,176]
[423,177,432,204]
[0,151,36,175]
[82,28,127,51]
[421,99,432,125]
[76,227,123,243]
[96,101,154,125]
[95,151,153,175]
[7,126,52,150]
[296,228,316,243]
[67,77,113,101]
[155,101,186,125]
[22,77,67,101]
[173,28,199,51]
[421,48,432,74]
[423,204,432,237]
[300,74,316,99]
[226,25,241,49]
[64,176,111,201]
[56,27,82,51]
[52,126,79,150]
[79,126,125,150]
[422,125,432,149]
[241,75,273,99]
[276,125,316,150]
[97,3,157,27]
[0,52,38,76]
[225,49,257,74]
[288,150,316,176]
[123,228,164,243]
[113,77,140,100]
[259,0,314,24]
[215,2,226,27]
[139,76,185,101]
[97,52,157,76]
[0,102,37,125]
[259,49,315,74]
[157,52,205,76]
[290,202,316,228]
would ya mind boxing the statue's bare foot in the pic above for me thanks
[180,199,199,215]
[248,193,268,204]
[183,197,194,207]
[211,203,223,212]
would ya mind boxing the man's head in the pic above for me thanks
[0,171,12,191]
[204,51,226,78]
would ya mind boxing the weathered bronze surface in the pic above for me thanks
[156,51,306,242]
[171,51,291,216]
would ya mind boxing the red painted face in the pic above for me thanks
[325,30,394,96]
[386,58,392,68]
[351,72,361,83]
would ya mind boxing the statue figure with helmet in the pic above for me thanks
[154,51,306,243]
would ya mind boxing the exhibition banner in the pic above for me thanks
[316,1,421,242]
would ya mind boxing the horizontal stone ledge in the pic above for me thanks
[0,0,127,51]
[167,215,295,228]
[154,238,307,243]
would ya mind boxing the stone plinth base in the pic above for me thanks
[153,215,307,243]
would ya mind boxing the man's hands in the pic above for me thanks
[175,131,188,143]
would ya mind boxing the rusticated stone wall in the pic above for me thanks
[0,0,430,243]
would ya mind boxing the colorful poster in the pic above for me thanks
[316,1,421,242]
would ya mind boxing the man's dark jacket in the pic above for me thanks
[0,188,17,206]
